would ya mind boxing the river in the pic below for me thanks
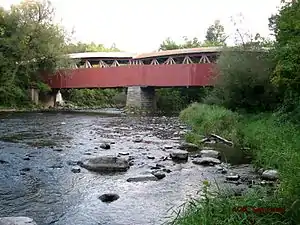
[0,111,256,225]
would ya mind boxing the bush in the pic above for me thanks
[63,88,123,107]
[157,87,212,114]
[205,48,279,112]
[156,88,185,113]
[179,103,241,144]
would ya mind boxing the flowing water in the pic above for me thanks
[0,111,256,225]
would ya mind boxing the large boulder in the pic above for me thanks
[79,156,129,172]
[192,157,221,166]
[0,217,37,225]
[170,150,189,161]
[261,169,279,181]
[178,142,200,152]
[200,149,220,159]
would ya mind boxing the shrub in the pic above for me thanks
[156,87,211,113]
[205,48,279,112]
[63,88,123,107]
[179,103,241,144]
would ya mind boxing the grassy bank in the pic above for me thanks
[171,103,300,225]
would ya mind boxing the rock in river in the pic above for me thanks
[152,172,166,180]
[226,173,240,181]
[127,175,158,182]
[99,193,120,203]
[170,150,189,161]
[200,149,220,159]
[79,156,129,172]
[118,152,129,156]
[133,137,143,143]
[178,142,200,152]
[100,143,111,150]
[0,217,37,225]
[71,166,81,173]
[192,157,221,166]
[261,169,279,181]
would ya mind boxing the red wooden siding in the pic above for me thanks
[45,64,216,89]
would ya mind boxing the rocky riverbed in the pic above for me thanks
[0,111,275,225]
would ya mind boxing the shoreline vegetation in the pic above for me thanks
[168,1,300,224]
[170,103,300,225]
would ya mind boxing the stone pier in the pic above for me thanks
[29,88,39,105]
[29,89,57,108]
[126,86,156,112]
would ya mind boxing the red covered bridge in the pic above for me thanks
[46,47,221,89]
[44,47,222,110]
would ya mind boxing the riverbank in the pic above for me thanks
[0,105,180,117]
[0,105,127,116]
[172,103,300,225]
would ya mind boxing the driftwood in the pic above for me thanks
[200,134,234,146]
[210,134,234,146]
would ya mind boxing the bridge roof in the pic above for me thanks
[68,52,136,59]
[67,47,223,60]
[133,47,223,59]
[68,46,268,61]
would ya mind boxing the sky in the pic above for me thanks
[1,0,282,53]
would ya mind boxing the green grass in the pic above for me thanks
[172,103,300,225]
[169,182,289,225]
[180,103,242,145]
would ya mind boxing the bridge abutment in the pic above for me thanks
[29,88,40,105]
[29,89,62,108]
[126,86,156,113]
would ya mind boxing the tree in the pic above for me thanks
[181,36,202,48]
[159,37,182,50]
[267,0,300,121]
[159,20,227,51]
[204,47,278,112]
[66,42,120,53]
[0,0,69,106]
[270,0,300,93]
[204,20,227,46]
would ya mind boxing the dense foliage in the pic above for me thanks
[66,42,120,53]
[269,0,300,121]
[204,48,279,112]
[159,20,226,51]
[0,0,125,108]
[271,0,300,95]
[63,88,126,108]
[0,0,69,107]
[156,87,211,114]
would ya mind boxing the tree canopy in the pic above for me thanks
[159,20,227,50]
[0,0,69,106]
[204,20,227,46]
[270,0,300,94]
[66,42,120,53]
